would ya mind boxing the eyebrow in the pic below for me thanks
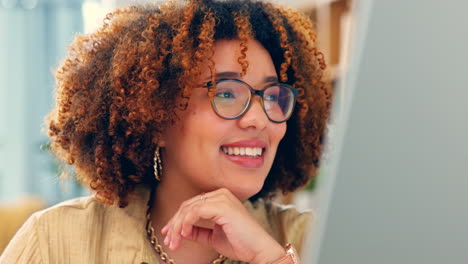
[204,71,279,83]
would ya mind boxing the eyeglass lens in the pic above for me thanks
[211,80,296,122]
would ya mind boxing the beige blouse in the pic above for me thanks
[0,187,312,264]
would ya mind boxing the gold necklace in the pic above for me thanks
[146,211,227,264]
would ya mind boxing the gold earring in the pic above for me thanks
[153,146,162,181]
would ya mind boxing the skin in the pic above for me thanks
[150,39,288,264]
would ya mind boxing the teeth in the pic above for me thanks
[240,148,245,155]
[222,146,263,157]
[246,148,252,155]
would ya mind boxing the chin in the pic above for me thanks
[227,181,264,201]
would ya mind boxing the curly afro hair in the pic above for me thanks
[47,0,332,207]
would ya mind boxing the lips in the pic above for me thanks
[220,140,266,168]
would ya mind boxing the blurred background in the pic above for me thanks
[3,1,466,262]
[0,0,354,253]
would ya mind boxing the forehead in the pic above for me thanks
[206,38,278,82]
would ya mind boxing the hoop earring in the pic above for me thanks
[153,146,162,181]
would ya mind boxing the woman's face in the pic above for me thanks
[160,39,286,201]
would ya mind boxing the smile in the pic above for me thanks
[220,140,266,168]
[221,146,263,157]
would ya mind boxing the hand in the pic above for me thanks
[160,188,285,264]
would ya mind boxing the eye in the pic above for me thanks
[215,91,236,99]
[264,93,279,102]
[264,87,280,102]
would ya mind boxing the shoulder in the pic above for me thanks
[243,198,314,255]
[1,189,150,264]
[0,196,107,263]
[30,195,109,231]
[36,195,103,217]
[30,188,149,240]
[32,185,149,228]
[31,196,112,245]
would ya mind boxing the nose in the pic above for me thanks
[237,96,268,130]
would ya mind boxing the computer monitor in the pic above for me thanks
[303,1,468,263]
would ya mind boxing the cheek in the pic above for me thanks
[274,123,287,143]
[176,107,226,149]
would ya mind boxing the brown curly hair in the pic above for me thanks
[47,0,332,207]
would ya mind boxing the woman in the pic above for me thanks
[0,0,331,263]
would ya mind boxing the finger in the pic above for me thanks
[182,196,228,234]
[161,224,169,235]
[164,227,171,246]
[169,211,187,250]
[185,201,230,245]
[164,202,192,249]
[168,219,182,250]
[182,192,210,207]
[165,216,178,247]
[172,196,215,249]
[180,203,204,239]
[165,192,225,250]
[187,226,213,245]
[167,198,203,250]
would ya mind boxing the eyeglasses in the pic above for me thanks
[202,78,299,123]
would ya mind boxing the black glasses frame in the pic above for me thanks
[202,78,299,123]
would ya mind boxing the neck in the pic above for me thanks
[148,175,221,264]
